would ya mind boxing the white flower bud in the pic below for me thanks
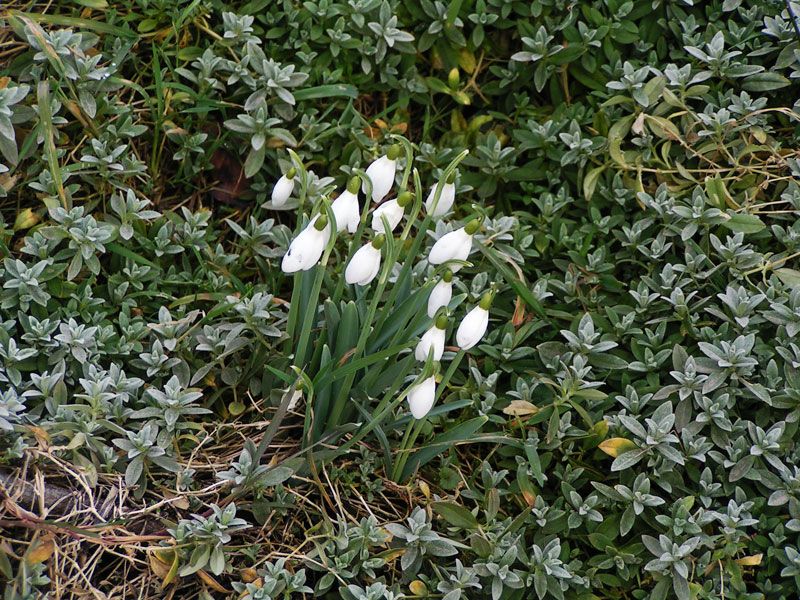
[407,375,436,419]
[456,305,490,350]
[424,181,455,217]
[345,238,383,286]
[427,278,453,318]
[428,228,472,271]
[281,216,329,273]
[364,149,398,203]
[271,170,295,207]
[371,199,404,233]
[415,322,446,362]
[332,190,360,234]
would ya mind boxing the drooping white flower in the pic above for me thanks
[424,172,456,217]
[281,214,329,273]
[428,219,480,271]
[427,271,454,318]
[456,291,493,350]
[371,199,403,234]
[407,375,436,419]
[271,168,296,207]
[363,144,400,203]
[332,176,361,233]
[371,190,411,234]
[345,236,384,286]
[415,313,448,362]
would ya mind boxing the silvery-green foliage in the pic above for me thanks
[232,558,312,599]
[169,503,250,576]
[345,582,403,600]
[2,0,800,597]
[0,389,26,431]
[525,538,574,600]
[108,189,160,240]
[111,422,180,493]
[0,83,29,164]
[384,507,458,574]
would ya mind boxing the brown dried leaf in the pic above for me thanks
[239,568,259,583]
[196,569,229,593]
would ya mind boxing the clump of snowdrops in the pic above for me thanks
[267,137,495,475]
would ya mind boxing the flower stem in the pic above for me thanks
[391,350,465,482]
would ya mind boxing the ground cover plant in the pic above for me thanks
[1,0,800,598]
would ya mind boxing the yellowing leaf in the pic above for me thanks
[409,580,428,595]
[598,437,638,458]
[503,400,539,417]
[25,534,55,565]
[14,208,39,232]
[148,552,172,579]
[736,554,763,566]
[522,490,536,507]
[468,115,492,132]
[590,420,609,439]
[228,401,246,416]
[452,91,471,105]
[0,173,18,195]
[448,68,460,89]
[150,548,180,588]
[583,165,606,202]
[458,48,477,73]
[418,480,431,499]
[28,426,51,448]
[382,548,405,563]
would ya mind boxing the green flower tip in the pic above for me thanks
[372,234,386,249]
[435,313,449,330]
[465,218,481,235]
[479,290,494,310]
[286,167,297,179]
[397,191,413,207]
[443,269,453,283]
[347,175,360,194]
[386,144,401,161]
[314,214,328,231]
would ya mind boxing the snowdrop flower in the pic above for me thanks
[271,167,296,207]
[407,375,436,419]
[363,144,400,203]
[332,176,361,233]
[428,218,480,271]
[424,171,456,217]
[345,235,384,286]
[371,191,411,234]
[281,214,329,273]
[427,270,454,318]
[415,313,449,362]
[456,291,493,350]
